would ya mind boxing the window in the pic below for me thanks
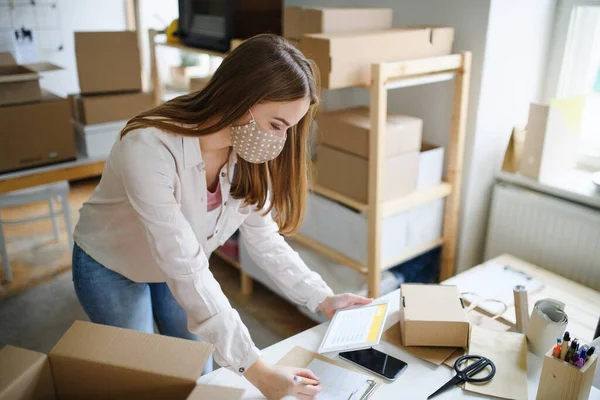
[548,0,600,167]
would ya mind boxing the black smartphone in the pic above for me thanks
[339,347,408,381]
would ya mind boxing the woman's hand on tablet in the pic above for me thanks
[317,293,373,319]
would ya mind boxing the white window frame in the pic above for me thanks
[545,0,600,170]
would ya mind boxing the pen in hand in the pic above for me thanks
[293,375,320,386]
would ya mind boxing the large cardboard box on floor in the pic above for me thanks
[0,52,62,106]
[0,91,75,174]
[283,7,393,40]
[0,321,244,400]
[75,31,142,94]
[399,284,470,348]
[315,107,422,203]
[73,91,153,125]
[301,27,454,89]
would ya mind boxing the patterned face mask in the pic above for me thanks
[230,110,287,164]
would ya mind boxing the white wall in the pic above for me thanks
[286,0,557,273]
[458,0,556,272]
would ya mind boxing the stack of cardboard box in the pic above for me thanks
[73,31,154,159]
[0,53,75,174]
[283,6,393,48]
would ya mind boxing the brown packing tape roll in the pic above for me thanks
[514,285,529,334]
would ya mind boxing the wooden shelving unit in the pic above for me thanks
[296,52,472,298]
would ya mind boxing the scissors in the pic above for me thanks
[427,355,496,399]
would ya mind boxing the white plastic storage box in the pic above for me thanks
[417,142,444,189]
[299,193,444,268]
[75,120,126,159]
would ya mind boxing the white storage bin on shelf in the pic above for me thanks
[299,192,444,269]
[239,236,400,323]
[74,120,126,159]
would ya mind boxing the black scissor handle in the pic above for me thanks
[455,355,496,383]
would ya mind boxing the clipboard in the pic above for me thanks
[318,300,390,354]
[276,346,382,399]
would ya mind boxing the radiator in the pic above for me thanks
[485,182,600,291]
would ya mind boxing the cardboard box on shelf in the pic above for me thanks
[0,91,76,174]
[399,284,470,347]
[74,92,153,125]
[0,321,244,400]
[417,142,445,189]
[0,52,62,106]
[317,106,422,158]
[283,7,393,40]
[301,27,454,89]
[299,192,444,268]
[75,31,142,94]
[316,145,419,203]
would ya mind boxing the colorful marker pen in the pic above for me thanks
[586,346,596,363]
[560,331,570,360]
[552,338,562,357]
[580,348,588,364]
[575,358,585,368]
[570,350,581,365]
[566,339,578,361]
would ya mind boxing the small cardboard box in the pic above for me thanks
[74,91,153,125]
[317,106,422,158]
[399,284,470,348]
[283,7,393,40]
[0,91,76,174]
[536,348,597,400]
[0,52,62,106]
[316,144,419,203]
[0,321,244,400]
[75,31,142,94]
[301,27,454,89]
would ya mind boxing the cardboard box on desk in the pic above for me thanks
[73,91,154,125]
[283,7,393,40]
[301,27,454,89]
[0,321,244,400]
[399,284,470,348]
[0,52,62,106]
[75,31,142,94]
[0,91,75,174]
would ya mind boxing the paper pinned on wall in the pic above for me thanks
[443,263,543,315]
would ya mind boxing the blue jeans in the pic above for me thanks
[72,243,213,374]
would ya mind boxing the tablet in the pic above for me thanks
[317,300,390,354]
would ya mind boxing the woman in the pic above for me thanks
[72,34,371,399]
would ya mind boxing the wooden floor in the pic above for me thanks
[0,178,315,338]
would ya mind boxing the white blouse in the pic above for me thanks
[73,127,333,375]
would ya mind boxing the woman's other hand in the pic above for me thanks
[245,358,322,400]
[317,293,373,319]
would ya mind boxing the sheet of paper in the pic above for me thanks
[321,303,387,351]
[306,358,371,400]
[443,262,543,315]
[464,326,528,400]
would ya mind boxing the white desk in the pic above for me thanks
[199,288,600,399]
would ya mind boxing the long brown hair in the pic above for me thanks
[121,34,320,234]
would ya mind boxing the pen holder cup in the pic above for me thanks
[536,349,597,400]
